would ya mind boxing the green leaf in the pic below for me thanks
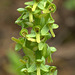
[51,24,59,29]
[31,72,36,75]
[42,43,47,57]
[40,17,45,27]
[40,64,49,72]
[42,33,51,42]
[46,46,53,63]
[45,65,50,69]
[38,42,45,51]
[43,72,50,75]
[31,29,35,34]
[47,18,55,24]
[33,10,41,14]
[25,22,33,27]
[47,54,53,63]
[45,0,51,8]
[38,1,44,10]
[22,13,29,19]
[35,50,42,59]
[11,37,22,44]
[50,53,53,63]
[33,46,38,51]
[21,68,27,72]
[50,47,56,53]
[17,8,25,13]
[25,6,32,10]
[36,59,43,63]
[18,38,25,44]
[45,33,51,40]
[24,1,34,5]
[28,63,36,72]
[23,47,35,62]
[46,46,51,57]
[41,56,45,64]
[41,25,49,35]
[15,43,22,51]
[15,19,21,24]
[15,13,24,24]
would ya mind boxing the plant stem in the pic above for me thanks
[37,65,41,75]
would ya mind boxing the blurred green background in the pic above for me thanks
[0,0,75,75]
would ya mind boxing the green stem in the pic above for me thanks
[37,65,41,75]
[50,13,54,20]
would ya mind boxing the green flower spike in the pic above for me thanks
[11,0,59,75]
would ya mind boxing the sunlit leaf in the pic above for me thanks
[15,43,22,51]
[40,64,49,72]
[24,1,34,5]
[50,47,56,53]
[17,8,25,13]
[11,37,22,44]
[38,1,44,10]
[41,25,49,35]
[51,24,59,29]
[28,63,36,72]
[38,42,45,50]
[25,22,33,27]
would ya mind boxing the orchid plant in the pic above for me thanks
[12,0,59,75]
